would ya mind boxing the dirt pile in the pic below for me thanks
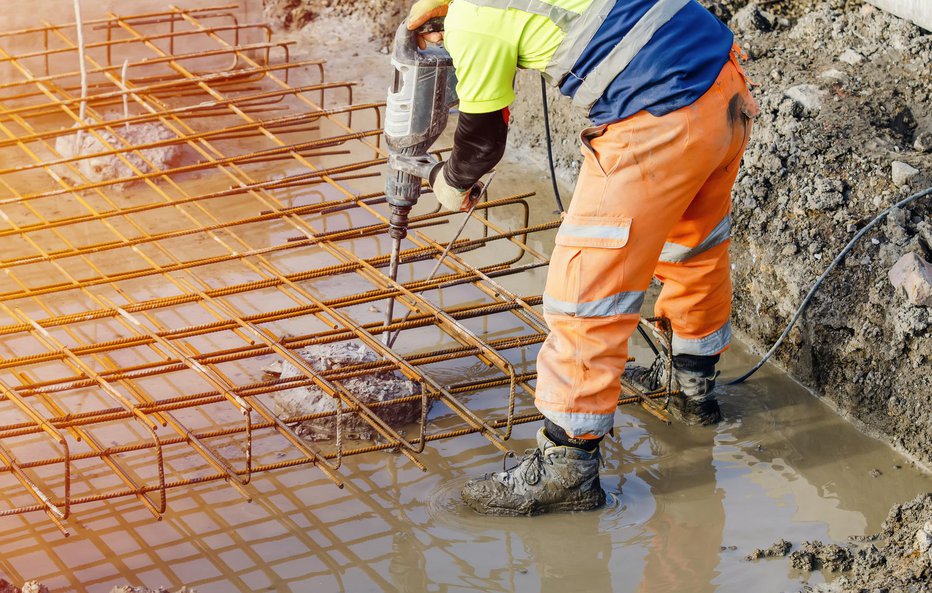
[808,492,932,592]
[55,117,183,189]
[268,342,426,441]
[721,0,932,466]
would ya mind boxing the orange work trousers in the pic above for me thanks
[535,55,759,438]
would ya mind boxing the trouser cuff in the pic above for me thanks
[544,419,603,452]
[673,353,720,375]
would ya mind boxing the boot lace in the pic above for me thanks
[500,447,544,486]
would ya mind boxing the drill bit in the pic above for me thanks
[383,171,497,347]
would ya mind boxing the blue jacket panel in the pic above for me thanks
[559,0,734,125]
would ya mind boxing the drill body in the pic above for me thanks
[384,20,459,241]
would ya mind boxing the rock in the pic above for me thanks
[54,116,183,189]
[838,48,863,65]
[891,161,920,187]
[869,468,883,478]
[731,4,775,35]
[914,129,932,153]
[917,520,932,558]
[819,69,848,83]
[888,252,932,307]
[746,538,792,561]
[784,84,824,117]
[271,342,427,441]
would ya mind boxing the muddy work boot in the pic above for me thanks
[625,352,722,425]
[461,427,606,516]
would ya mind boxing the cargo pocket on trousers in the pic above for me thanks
[550,214,632,316]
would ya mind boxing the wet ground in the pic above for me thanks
[0,5,930,593]
[2,333,929,593]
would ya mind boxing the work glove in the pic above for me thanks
[407,0,449,48]
[431,165,484,212]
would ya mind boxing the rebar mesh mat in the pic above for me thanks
[0,3,667,536]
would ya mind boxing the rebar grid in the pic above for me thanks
[0,4,669,536]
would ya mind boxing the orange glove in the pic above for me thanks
[407,0,449,48]
[407,0,450,29]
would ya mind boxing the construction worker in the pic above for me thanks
[407,0,758,515]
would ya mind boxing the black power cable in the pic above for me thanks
[540,76,565,214]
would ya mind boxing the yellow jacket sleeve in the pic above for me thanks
[444,28,518,114]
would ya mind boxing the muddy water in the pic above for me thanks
[2,334,930,593]
[1,10,931,593]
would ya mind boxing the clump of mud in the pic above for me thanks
[54,116,183,189]
[789,541,854,573]
[268,342,426,441]
[809,492,932,592]
[746,538,792,560]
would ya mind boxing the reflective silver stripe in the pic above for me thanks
[544,0,616,85]
[659,214,731,263]
[557,222,630,242]
[462,0,581,30]
[538,408,615,438]
[672,322,731,356]
[543,290,644,317]
[571,0,690,109]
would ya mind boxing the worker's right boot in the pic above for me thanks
[625,352,722,425]
[461,426,606,516]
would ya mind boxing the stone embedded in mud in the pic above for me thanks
[746,538,792,561]
[54,117,183,189]
[917,520,932,559]
[891,161,920,187]
[838,48,864,65]
[784,84,824,117]
[270,342,426,441]
[888,252,932,307]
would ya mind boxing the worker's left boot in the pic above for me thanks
[625,353,722,425]
[461,427,606,516]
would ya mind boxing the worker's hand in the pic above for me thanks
[407,0,448,49]
[432,167,484,212]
